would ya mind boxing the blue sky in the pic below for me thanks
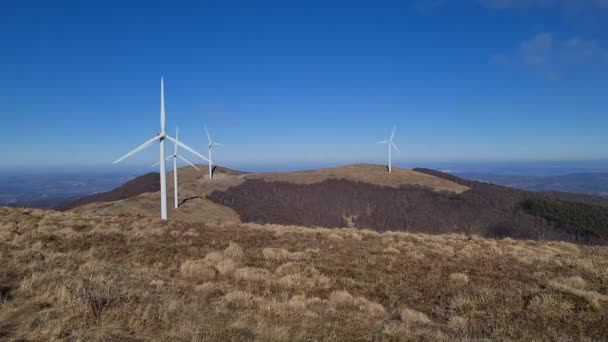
[1,0,608,172]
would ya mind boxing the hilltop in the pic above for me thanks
[0,207,607,340]
[64,164,468,223]
[61,164,608,244]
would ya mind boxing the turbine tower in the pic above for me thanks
[377,125,400,173]
[205,125,223,180]
[112,78,209,220]
[153,127,200,208]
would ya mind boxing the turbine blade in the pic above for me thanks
[390,125,396,140]
[391,141,400,153]
[205,125,211,142]
[213,142,224,146]
[160,77,166,133]
[177,154,200,170]
[175,127,179,154]
[112,135,160,164]
[152,161,160,167]
[165,136,210,163]
[376,140,388,144]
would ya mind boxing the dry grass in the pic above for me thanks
[247,164,469,193]
[0,207,607,341]
[449,272,470,287]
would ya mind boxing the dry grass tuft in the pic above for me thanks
[233,267,272,284]
[549,277,608,309]
[400,306,432,326]
[449,272,470,287]
[450,294,478,315]
[447,316,468,331]
[180,260,217,282]
[383,246,401,254]
[224,290,260,309]
[224,241,244,260]
[329,290,356,307]
[262,247,306,261]
[327,233,344,241]
[216,258,239,276]
[528,293,574,317]
[362,301,386,318]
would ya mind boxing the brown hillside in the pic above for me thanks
[0,207,607,341]
[246,164,469,193]
[69,166,245,223]
[68,165,466,223]
[57,172,161,210]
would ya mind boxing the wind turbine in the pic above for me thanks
[112,78,209,220]
[205,125,223,180]
[153,127,200,208]
[377,125,400,173]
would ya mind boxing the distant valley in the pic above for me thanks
[0,173,134,208]
[455,172,608,197]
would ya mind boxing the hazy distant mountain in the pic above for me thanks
[0,173,133,209]
[455,172,608,197]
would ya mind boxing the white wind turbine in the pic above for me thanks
[377,125,400,173]
[153,127,200,208]
[205,125,223,180]
[112,78,209,220]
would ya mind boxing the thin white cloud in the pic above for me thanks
[492,32,608,80]
[520,32,553,65]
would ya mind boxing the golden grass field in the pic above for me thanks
[1,207,607,341]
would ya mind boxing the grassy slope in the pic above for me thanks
[1,208,607,341]
[69,164,467,224]
[247,164,469,193]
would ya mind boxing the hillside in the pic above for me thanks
[56,172,161,210]
[66,164,468,223]
[209,178,608,244]
[0,207,607,341]
[63,164,608,244]
[247,164,469,193]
